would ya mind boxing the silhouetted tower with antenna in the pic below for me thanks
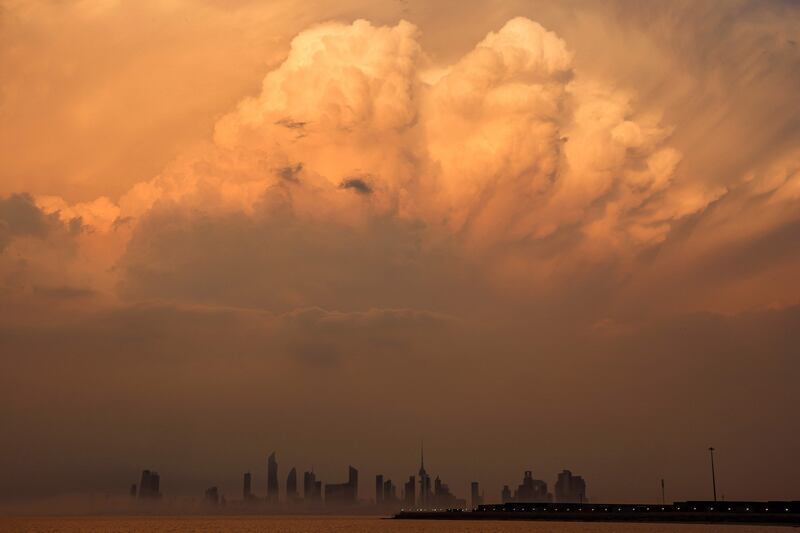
[418,441,431,507]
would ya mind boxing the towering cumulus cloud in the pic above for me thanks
[0,7,799,504]
[17,17,737,307]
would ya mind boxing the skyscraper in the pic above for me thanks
[418,443,431,507]
[375,474,384,504]
[303,470,322,504]
[515,470,551,502]
[403,476,416,508]
[555,470,587,503]
[383,479,397,502]
[286,467,298,502]
[243,472,253,501]
[267,452,279,503]
[137,470,161,499]
[432,475,465,508]
[471,481,482,508]
[324,465,358,505]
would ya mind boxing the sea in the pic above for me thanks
[0,516,792,533]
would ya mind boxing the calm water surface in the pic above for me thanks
[0,516,793,533]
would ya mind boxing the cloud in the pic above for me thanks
[0,193,56,251]
[339,177,373,195]
[1,3,799,504]
[278,163,303,182]
[7,12,794,316]
[116,197,469,313]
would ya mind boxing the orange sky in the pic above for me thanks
[0,0,799,506]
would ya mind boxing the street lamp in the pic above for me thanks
[708,447,717,502]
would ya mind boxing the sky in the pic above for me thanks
[0,0,799,507]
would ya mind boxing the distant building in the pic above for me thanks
[204,486,219,505]
[383,479,397,502]
[514,471,551,502]
[243,472,253,501]
[286,467,298,502]
[501,485,512,503]
[138,470,161,499]
[303,470,322,504]
[432,475,465,509]
[325,466,358,505]
[375,474,384,504]
[267,452,279,503]
[471,481,482,508]
[129,484,137,498]
[555,470,587,503]
[418,445,431,507]
[403,476,416,507]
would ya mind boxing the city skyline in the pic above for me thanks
[130,449,586,509]
[122,444,762,508]
[1,0,798,512]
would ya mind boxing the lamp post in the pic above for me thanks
[708,447,717,502]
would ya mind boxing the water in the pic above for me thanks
[0,516,791,533]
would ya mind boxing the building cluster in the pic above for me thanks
[373,447,466,510]
[502,469,587,504]
[131,450,587,510]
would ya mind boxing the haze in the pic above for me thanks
[0,0,798,507]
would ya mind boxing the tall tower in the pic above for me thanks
[286,467,298,502]
[376,474,384,505]
[267,452,279,503]
[471,481,482,508]
[418,441,430,507]
[348,465,359,502]
[243,472,252,500]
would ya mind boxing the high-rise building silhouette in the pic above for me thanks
[303,470,314,500]
[555,469,587,503]
[403,476,416,507]
[513,470,551,502]
[243,472,253,501]
[137,470,161,499]
[432,475,464,508]
[267,452,279,503]
[129,484,137,498]
[204,486,219,505]
[383,479,397,502]
[418,443,431,507]
[286,467,298,502]
[501,485,512,503]
[375,474,384,504]
[303,470,322,504]
[471,481,482,508]
[325,466,358,505]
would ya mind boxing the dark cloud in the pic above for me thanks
[0,193,54,251]
[338,177,373,195]
[67,216,83,235]
[117,197,473,313]
[274,118,307,129]
[112,216,133,231]
[277,162,303,182]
